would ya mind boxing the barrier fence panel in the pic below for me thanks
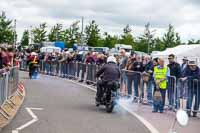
[0,67,19,106]
[7,67,19,97]
[120,70,142,101]
[0,72,8,105]
[140,72,153,104]
[167,76,178,110]
[176,78,200,114]
[86,64,93,83]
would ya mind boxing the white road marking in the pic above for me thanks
[67,79,160,133]
[12,107,43,133]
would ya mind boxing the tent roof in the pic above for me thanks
[152,44,200,57]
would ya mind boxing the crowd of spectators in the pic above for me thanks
[15,47,200,116]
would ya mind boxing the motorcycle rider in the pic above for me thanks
[95,56,121,104]
[28,52,39,79]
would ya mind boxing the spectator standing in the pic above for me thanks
[119,49,128,95]
[85,52,95,64]
[153,58,170,113]
[126,56,136,97]
[131,55,144,101]
[142,56,154,103]
[181,57,188,72]
[167,54,181,109]
[181,61,200,117]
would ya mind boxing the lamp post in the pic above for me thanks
[30,25,33,45]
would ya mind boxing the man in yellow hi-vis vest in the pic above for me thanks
[153,58,170,113]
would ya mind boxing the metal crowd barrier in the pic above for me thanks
[177,78,200,113]
[120,70,142,101]
[19,60,200,114]
[0,67,19,106]
[28,61,99,84]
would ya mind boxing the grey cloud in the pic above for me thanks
[2,0,200,41]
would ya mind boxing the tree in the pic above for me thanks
[32,23,47,43]
[188,39,200,44]
[0,12,15,44]
[162,24,181,49]
[85,20,101,47]
[67,21,81,47]
[21,30,29,46]
[48,23,63,42]
[136,23,156,53]
[153,37,165,51]
[120,24,134,46]
[102,32,119,48]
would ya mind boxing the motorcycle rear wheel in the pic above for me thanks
[106,104,114,113]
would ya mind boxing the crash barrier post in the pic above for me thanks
[178,78,200,114]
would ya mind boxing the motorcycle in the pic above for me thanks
[96,81,119,113]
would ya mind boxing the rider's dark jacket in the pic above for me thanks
[96,62,120,81]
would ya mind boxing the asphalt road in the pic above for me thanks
[1,71,151,133]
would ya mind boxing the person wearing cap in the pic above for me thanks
[167,54,181,110]
[181,60,200,117]
[95,56,121,104]
[153,58,170,113]
[181,57,188,72]
[142,56,154,104]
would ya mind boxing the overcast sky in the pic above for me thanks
[1,0,200,42]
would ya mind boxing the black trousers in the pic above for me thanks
[29,64,37,78]
[96,80,106,99]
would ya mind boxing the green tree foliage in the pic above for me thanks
[154,37,165,51]
[0,12,15,44]
[21,30,29,46]
[188,39,200,44]
[85,20,100,47]
[101,32,119,48]
[120,24,134,46]
[67,21,81,48]
[48,23,63,42]
[162,24,181,48]
[32,23,47,44]
[135,23,155,53]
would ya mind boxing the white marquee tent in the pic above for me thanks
[151,44,200,65]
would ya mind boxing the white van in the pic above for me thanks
[40,46,61,53]
[93,47,109,54]
[115,44,132,56]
